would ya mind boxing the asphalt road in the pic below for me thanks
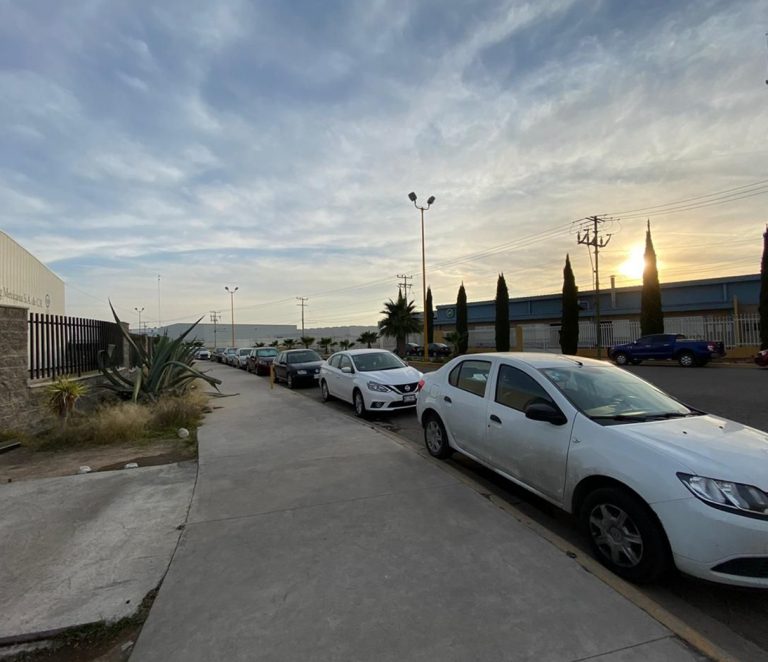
[243,362,768,661]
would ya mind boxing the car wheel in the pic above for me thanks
[287,373,295,389]
[320,380,332,402]
[353,389,368,418]
[581,487,670,584]
[630,359,642,365]
[613,352,629,366]
[423,414,451,459]
[678,351,695,368]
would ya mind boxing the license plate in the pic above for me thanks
[403,394,416,403]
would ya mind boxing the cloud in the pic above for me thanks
[1,0,766,325]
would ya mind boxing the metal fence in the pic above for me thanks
[28,313,125,380]
[520,314,762,352]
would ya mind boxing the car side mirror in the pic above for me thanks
[341,366,353,374]
[525,401,567,426]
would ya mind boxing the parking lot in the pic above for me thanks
[222,358,768,661]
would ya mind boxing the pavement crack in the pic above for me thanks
[568,635,676,661]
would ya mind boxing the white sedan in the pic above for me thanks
[416,352,768,587]
[320,349,423,418]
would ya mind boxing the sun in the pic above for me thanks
[619,245,646,280]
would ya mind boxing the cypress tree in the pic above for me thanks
[760,226,768,350]
[456,282,468,354]
[426,287,434,344]
[495,273,510,351]
[640,220,664,335]
[560,254,579,354]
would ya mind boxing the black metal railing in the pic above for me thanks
[28,313,125,380]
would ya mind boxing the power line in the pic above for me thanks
[606,178,768,216]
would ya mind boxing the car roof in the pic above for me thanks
[456,352,609,370]
[283,348,319,352]
[341,348,395,355]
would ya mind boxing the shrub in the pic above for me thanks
[46,377,89,425]
[150,390,209,431]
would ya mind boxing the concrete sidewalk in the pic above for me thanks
[131,365,705,661]
[0,462,195,642]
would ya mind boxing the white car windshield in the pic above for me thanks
[540,366,697,422]
[352,352,406,372]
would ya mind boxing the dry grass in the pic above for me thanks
[30,388,210,451]
[150,389,209,431]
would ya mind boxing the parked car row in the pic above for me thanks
[213,343,768,589]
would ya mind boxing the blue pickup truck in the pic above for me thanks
[608,333,726,367]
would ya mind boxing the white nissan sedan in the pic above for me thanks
[416,352,768,587]
[320,349,422,417]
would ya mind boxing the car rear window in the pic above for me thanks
[449,360,491,397]
[287,350,321,364]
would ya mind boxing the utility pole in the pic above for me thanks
[296,297,308,337]
[157,274,161,331]
[396,274,413,298]
[210,311,221,347]
[577,216,612,358]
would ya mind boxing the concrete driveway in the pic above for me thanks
[0,462,196,642]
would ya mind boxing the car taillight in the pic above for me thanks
[707,343,714,351]
[417,379,425,392]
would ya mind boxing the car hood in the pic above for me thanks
[359,366,422,385]
[289,360,323,370]
[618,415,768,488]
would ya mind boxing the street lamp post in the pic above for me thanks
[225,286,239,347]
[408,192,436,363]
[134,307,144,334]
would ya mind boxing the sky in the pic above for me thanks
[1,0,767,331]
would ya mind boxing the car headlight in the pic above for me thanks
[678,473,768,519]
[367,381,390,393]
[296,370,307,375]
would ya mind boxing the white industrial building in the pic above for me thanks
[0,230,65,315]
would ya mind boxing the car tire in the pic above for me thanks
[630,359,642,365]
[423,414,452,459]
[613,352,629,366]
[581,487,670,584]
[353,389,368,418]
[320,380,333,402]
[678,351,695,368]
[287,373,295,389]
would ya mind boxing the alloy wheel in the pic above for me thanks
[588,503,644,568]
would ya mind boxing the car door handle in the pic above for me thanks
[490,415,501,424]
[443,396,452,403]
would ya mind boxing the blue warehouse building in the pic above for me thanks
[434,274,761,354]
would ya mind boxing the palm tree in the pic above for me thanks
[339,340,355,350]
[357,331,378,348]
[300,336,315,349]
[319,337,333,354]
[254,342,265,348]
[283,339,297,349]
[329,341,338,353]
[379,291,421,356]
[269,340,279,347]
[443,331,465,357]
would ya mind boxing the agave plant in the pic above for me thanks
[98,303,221,402]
